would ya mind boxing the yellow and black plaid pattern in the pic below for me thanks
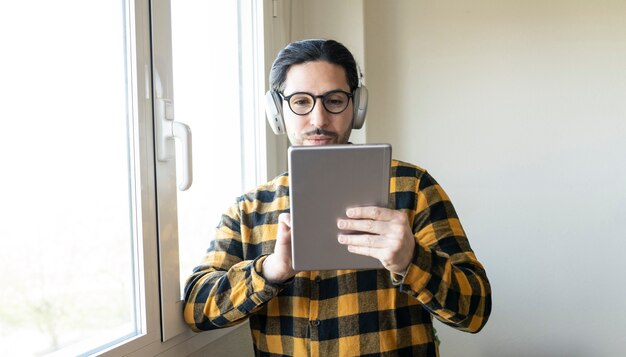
[184,160,491,356]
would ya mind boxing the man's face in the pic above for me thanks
[282,61,353,146]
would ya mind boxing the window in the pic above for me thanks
[172,0,248,296]
[0,1,142,355]
[153,0,266,341]
[172,0,267,301]
[0,0,267,355]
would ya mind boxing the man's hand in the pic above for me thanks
[337,207,415,275]
[262,213,297,284]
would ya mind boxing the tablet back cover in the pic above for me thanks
[288,144,391,271]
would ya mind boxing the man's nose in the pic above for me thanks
[308,99,330,128]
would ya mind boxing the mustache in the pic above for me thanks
[303,128,338,138]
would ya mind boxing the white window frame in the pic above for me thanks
[4,0,270,354]
[99,0,266,355]
[150,0,268,342]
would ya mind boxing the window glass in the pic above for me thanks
[171,0,247,290]
[0,1,138,355]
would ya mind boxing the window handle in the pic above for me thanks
[156,98,193,191]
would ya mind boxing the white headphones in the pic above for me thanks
[264,65,368,135]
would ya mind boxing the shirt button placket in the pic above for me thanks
[309,272,320,343]
[311,278,321,328]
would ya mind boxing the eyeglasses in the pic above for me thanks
[281,90,353,116]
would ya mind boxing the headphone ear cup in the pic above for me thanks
[352,85,368,129]
[265,91,286,135]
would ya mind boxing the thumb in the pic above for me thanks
[275,213,292,252]
[278,213,291,235]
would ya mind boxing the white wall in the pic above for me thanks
[364,1,626,356]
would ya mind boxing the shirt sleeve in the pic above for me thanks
[182,203,287,332]
[396,171,492,333]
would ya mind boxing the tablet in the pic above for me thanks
[288,144,391,271]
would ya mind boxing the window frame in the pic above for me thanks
[11,0,269,355]
[104,0,266,354]
[149,0,268,346]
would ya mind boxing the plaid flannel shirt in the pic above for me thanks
[184,160,491,356]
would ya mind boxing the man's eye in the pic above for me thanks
[325,95,346,106]
[327,98,345,105]
[292,97,312,106]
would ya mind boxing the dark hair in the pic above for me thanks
[269,39,359,93]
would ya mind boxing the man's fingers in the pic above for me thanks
[338,234,388,248]
[275,213,292,249]
[346,206,395,221]
[339,207,408,234]
[345,245,386,260]
[337,217,386,234]
[278,213,291,230]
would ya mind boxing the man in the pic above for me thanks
[184,39,491,356]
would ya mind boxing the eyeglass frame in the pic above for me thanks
[280,89,354,116]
